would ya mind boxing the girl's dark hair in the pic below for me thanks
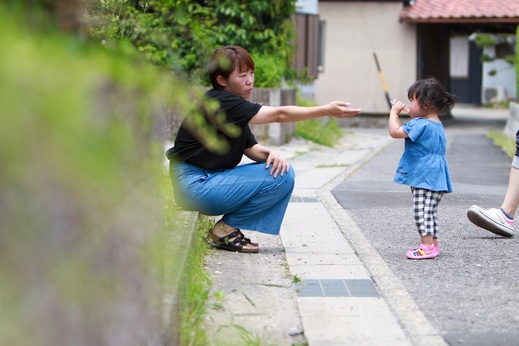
[407,78,457,114]
[208,46,255,90]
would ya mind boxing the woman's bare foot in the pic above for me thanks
[212,220,237,237]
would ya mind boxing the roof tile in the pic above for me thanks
[400,0,519,22]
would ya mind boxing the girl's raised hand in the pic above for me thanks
[390,99,408,114]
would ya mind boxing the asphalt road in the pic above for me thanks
[332,118,519,346]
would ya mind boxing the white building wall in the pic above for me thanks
[482,46,517,102]
[315,2,417,114]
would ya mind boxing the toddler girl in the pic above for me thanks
[388,78,456,259]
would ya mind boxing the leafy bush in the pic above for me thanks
[89,0,300,86]
[253,53,286,87]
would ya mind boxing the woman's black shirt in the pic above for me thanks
[166,89,262,170]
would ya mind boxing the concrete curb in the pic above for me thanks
[162,210,199,346]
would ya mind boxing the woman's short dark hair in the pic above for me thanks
[208,46,255,90]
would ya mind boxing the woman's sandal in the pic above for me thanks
[208,229,259,253]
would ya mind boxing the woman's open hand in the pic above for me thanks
[244,144,290,178]
[329,101,362,118]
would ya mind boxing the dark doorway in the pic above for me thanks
[416,24,451,92]
[416,25,483,106]
[450,42,483,105]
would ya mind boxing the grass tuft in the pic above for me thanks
[295,94,344,147]
[488,130,516,158]
[295,118,343,147]
[179,217,214,346]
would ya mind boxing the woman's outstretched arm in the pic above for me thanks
[249,101,361,125]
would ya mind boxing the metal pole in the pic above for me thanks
[373,52,392,110]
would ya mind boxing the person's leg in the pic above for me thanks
[172,162,295,233]
[411,187,426,237]
[220,166,295,235]
[420,190,443,246]
[209,163,294,252]
[407,188,440,259]
[210,218,259,253]
[422,190,445,251]
[500,164,519,218]
[420,193,435,247]
[467,130,519,237]
[201,163,294,234]
[501,129,519,217]
[467,166,518,237]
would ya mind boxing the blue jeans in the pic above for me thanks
[170,161,295,235]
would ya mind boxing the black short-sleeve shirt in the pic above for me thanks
[166,89,262,170]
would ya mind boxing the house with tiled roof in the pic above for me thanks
[399,0,519,25]
[313,0,519,113]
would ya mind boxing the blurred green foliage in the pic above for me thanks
[488,130,516,158]
[0,1,318,344]
[0,3,196,344]
[177,218,214,345]
[88,0,302,87]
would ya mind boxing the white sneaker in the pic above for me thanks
[467,205,515,237]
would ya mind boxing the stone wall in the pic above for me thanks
[249,88,296,145]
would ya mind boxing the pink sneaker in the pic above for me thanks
[406,243,439,260]
[411,241,439,252]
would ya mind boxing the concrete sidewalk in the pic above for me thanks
[280,130,432,346]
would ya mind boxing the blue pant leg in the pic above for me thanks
[170,162,295,235]
[222,165,295,235]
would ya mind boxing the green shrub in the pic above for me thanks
[295,95,344,147]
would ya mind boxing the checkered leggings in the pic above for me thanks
[411,187,445,238]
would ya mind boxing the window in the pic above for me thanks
[450,36,469,78]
